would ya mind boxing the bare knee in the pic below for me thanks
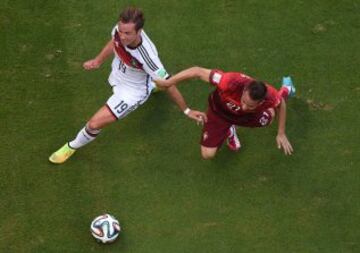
[87,106,117,130]
[202,153,216,160]
[201,146,217,160]
[87,119,101,130]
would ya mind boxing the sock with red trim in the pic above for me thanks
[68,124,101,149]
[278,87,289,100]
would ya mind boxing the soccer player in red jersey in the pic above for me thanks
[155,66,296,159]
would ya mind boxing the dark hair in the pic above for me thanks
[247,80,267,101]
[119,6,145,31]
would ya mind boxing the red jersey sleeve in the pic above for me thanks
[209,69,224,86]
[209,70,252,91]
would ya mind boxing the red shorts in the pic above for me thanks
[200,107,274,148]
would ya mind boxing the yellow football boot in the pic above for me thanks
[49,143,76,164]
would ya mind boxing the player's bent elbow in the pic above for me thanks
[268,108,276,125]
[191,66,204,76]
[192,66,201,71]
[191,66,211,82]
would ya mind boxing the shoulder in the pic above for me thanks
[111,24,118,37]
[209,69,224,85]
[210,70,252,89]
[265,84,281,107]
[138,30,158,57]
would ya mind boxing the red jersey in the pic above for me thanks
[208,69,281,123]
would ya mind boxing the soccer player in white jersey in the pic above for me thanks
[49,6,206,164]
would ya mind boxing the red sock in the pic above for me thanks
[278,87,289,100]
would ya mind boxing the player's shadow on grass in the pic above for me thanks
[118,92,194,153]
[130,92,175,136]
[287,97,312,153]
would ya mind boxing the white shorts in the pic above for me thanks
[106,86,152,119]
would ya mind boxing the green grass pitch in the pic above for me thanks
[0,0,359,252]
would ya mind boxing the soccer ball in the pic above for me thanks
[90,214,121,243]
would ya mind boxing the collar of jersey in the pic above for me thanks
[127,38,143,50]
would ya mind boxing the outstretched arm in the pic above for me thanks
[83,39,114,70]
[165,85,208,124]
[155,66,212,88]
[153,66,213,123]
[275,98,293,155]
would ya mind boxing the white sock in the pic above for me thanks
[68,124,101,149]
[228,125,235,138]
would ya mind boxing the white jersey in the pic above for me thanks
[108,25,169,96]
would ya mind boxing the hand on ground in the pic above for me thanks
[276,133,294,155]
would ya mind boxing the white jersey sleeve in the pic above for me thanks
[136,31,170,80]
[111,25,117,37]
